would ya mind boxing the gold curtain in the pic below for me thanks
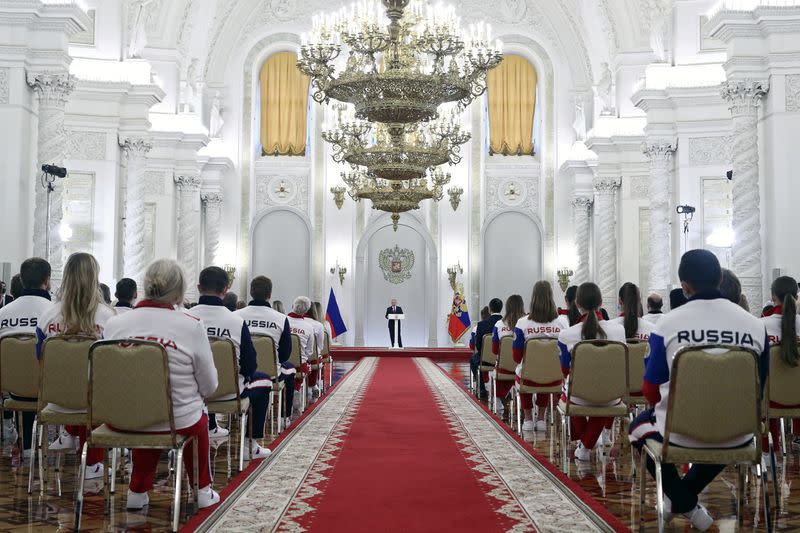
[487,54,537,156]
[260,52,310,156]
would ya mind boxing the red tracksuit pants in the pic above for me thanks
[494,381,554,410]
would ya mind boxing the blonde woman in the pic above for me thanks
[36,252,116,479]
[491,294,526,417]
[103,259,219,509]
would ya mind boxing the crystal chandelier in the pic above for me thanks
[298,0,503,124]
[341,167,450,230]
[322,104,469,181]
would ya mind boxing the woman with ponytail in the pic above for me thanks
[491,295,526,417]
[609,282,655,341]
[556,282,626,461]
[761,276,800,452]
[35,252,116,480]
[558,285,580,329]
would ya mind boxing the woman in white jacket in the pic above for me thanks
[103,259,220,510]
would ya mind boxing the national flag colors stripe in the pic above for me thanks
[325,287,347,338]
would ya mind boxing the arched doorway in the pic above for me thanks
[482,210,543,304]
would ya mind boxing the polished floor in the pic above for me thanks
[0,358,796,532]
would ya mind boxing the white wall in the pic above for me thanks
[482,211,543,304]
[251,209,311,305]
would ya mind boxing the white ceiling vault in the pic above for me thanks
[129,0,673,89]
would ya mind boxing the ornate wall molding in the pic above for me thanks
[202,192,224,268]
[570,196,592,285]
[786,74,800,112]
[65,130,107,160]
[630,177,649,199]
[643,140,676,296]
[175,174,202,302]
[0,68,8,104]
[720,79,769,117]
[254,173,309,213]
[687,136,732,166]
[120,136,153,286]
[486,175,539,216]
[593,176,621,305]
[144,170,167,196]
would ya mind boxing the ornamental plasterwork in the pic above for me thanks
[630,177,649,199]
[69,9,96,46]
[787,75,800,112]
[688,136,733,166]
[378,245,415,285]
[64,130,107,160]
[254,174,308,213]
[486,174,539,216]
[144,170,167,196]
[0,68,9,104]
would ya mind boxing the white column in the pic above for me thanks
[571,197,593,285]
[174,175,202,302]
[721,80,769,310]
[201,192,224,268]
[643,141,676,297]
[593,177,621,306]
[27,72,75,282]
[120,137,152,286]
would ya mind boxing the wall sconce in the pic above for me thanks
[557,266,574,292]
[446,261,463,292]
[447,186,463,211]
[330,261,347,285]
[330,186,346,210]
[223,264,236,288]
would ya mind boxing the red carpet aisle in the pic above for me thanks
[202,358,623,533]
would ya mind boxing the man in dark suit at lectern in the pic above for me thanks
[385,298,403,347]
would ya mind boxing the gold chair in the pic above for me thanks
[0,334,40,491]
[492,336,516,426]
[478,334,496,410]
[252,334,284,435]
[288,334,306,412]
[321,331,333,391]
[637,345,770,533]
[77,339,200,532]
[206,337,251,475]
[765,344,800,456]
[33,335,99,497]
[624,339,650,409]
[513,338,562,434]
[557,340,629,468]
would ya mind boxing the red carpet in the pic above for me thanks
[331,346,471,360]
[302,357,514,532]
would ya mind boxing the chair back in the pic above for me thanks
[567,340,629,405]
[289,334,302,367]
[38,335,96,411]
[252,334,278,377]
[480,334,495,366]
[768,344,800,407]
[88,339,176,437]
[520,338,562,385]
[497,335,516,373]
[208,337,241,400]
[626,339,650,395]
[664,345,760,446]
[0,334,39,398]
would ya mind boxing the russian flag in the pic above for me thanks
[447,292,471,342]
[325,287,347,339]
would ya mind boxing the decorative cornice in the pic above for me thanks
[642,140,677,161]
[593,176,622,194]
[201,192,224,204]
[174,175,202,189]
[119,136,152,158]
[570,196,593,209]
[720,79,769,115]
[26,71,75,105]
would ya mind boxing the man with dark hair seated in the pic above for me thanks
[629,250,769,531]
[114,278,137,313]
[473,298,503,403]
[190,267,272,459]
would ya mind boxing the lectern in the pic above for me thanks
[387,313,404,349]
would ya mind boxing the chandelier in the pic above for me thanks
[322,104,469,181]
[298,0,503,124]
[342,168,450,230]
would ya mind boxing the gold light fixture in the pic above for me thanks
[557,266,574,292]
[330,260,347,285]
[330,185,346,209]
[447,185,463,211]
[446,261,463,292]
[223,264,236,288]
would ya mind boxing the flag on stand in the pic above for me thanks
[325,287,347,338]
[447,291,471,342]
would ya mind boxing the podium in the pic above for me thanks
[387,313,404,349]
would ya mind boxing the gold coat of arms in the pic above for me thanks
[378,245,415,284]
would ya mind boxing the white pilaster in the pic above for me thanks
[174,175,202,302]
[120,137,152,286]
[570,197,593,285]
[593,176,621,306]
[201,192,224,268]
[642,141,676,297]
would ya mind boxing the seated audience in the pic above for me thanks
[235,276,296,424]
[9,273,23,300]
[512,281,564,431]
[304,301,326,402]
[273,300,285,314]
[286,297,315,414]
[474,298,503,400]
[99,283,112,305]
[643,292,664,324]
[0,280,12,307]
[222,292,238,312]
[37,253,116,479]
[114,278,137,313]
[189,267,271,459]
[491,294,525,417]
[0,258,53,450]
[629,250,768,531]
[558,285,580,329]
[761,276,800,453]
[610,283,655,341]
[469,306,491,398]
[720,268,749,311]
[558,282,626,461]
[669,287,688,310]
[103,259,219,510]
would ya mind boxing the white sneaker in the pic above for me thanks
[2,419,17,442]
[198,485,220,508]
[761,452,773,480]
[283,417,291,429]
[521,420,535,431]
[22,448,32,459]
[661,495,674,524]
[84,462,105,480]
[534,419,547,431]
[243,440,272,460]
[209,427,229,439]
[600,428,612,446]
[292,393,303,413]
[574,442,591,461]
[682,504,714,531]
[49,432,78,451]
[126,490,149,510]
[494,398,504,417]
